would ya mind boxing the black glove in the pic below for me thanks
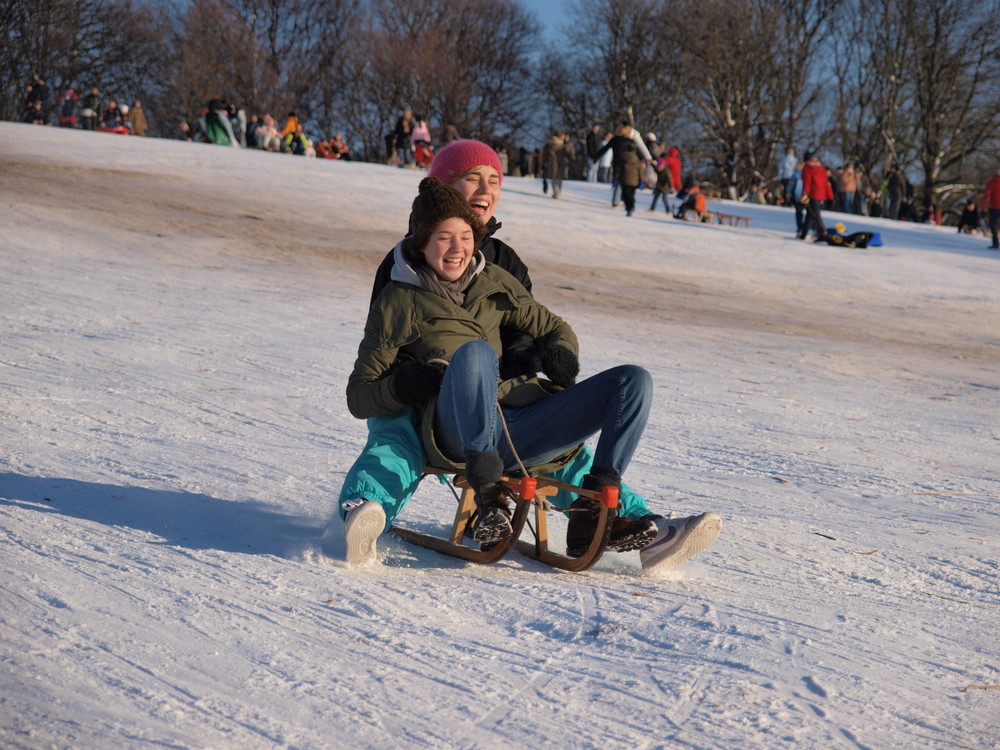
[499,345,540,380]
[540,346,579,388]
[392,359,447,407]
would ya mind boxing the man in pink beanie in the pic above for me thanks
[427,139,503,188]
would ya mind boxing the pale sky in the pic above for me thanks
[518,0,570,40]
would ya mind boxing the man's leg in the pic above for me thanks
[547,445,652,520]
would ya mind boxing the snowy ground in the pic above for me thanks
[1,122,998,749]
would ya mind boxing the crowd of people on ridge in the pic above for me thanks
[16,80,998,248]
[19,79,148,135]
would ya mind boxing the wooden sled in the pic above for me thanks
[389,469,619,571]
[713,212,751,228]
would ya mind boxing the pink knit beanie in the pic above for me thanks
[428,140,503,186]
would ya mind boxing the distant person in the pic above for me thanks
[127,101,148,136]
[57,88,77,128]
[393,109,414,167]
[21,100,45,125]
[647,153,674,213]
[256,114,282,151]
[799,151,833,240]
[673,176,709,222]
[596,132,613,183]
[984,169,1000,249]
[79,87,100,130]
[956,200,981,234]
[778,147,797,205]
[283,122,309,155]
[442,124,460,144]
[542,130,574,199]
[886,166,907,220]
[330,133,350,159]
[26,77,49,107]
[118,104,133,132]
[411,113,433,168]
[585,124,602,182]
[618,141,642,216]
[839,162,858,214]
[593,124,642,207]
[102,100,123,129]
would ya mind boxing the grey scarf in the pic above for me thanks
[390,239,486,306]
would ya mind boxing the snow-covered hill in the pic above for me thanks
[2,122,998,749]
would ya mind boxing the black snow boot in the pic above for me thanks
[464,450,513,545]
[565,470,657,557]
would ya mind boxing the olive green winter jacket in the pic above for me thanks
[346,261,579,470]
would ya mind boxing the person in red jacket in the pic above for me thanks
[799,151,834,240]
[983,169,1000,249]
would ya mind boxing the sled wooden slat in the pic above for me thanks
[389,468,615,571]
[515,497,612,572]
[390,491,531,565]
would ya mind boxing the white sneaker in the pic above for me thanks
[639,512,721,573]
[344,501,386,566]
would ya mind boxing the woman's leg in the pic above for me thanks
[433,341,514,542]
[433,340,500,460]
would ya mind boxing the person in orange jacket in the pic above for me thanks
[280,111,299,138]
[983,169,1000,249]
[799,151,834,240]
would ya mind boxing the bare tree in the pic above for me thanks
[325,0,539,156]
[769,0,837,151]
[675,0,784,196]
[0,0,167,123]
[829,0,900,177]
[166,0,328,126]
[550,0,682,137]
[908,0,1000,208]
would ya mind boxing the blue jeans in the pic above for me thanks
[650,190,669,212]
[434,341,651,478]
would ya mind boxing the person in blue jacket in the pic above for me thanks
[339,140,720,570]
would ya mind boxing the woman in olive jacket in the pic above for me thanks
[346,178,654,548]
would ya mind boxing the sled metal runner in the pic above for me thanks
[389,469,619,571]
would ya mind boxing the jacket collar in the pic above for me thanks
[389,239,487,288]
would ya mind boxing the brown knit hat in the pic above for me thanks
[406,177,487,261]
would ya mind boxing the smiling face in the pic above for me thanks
[421,217,476,282]
[450,166,501,224]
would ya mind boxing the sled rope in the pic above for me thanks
[496,402,530,479]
